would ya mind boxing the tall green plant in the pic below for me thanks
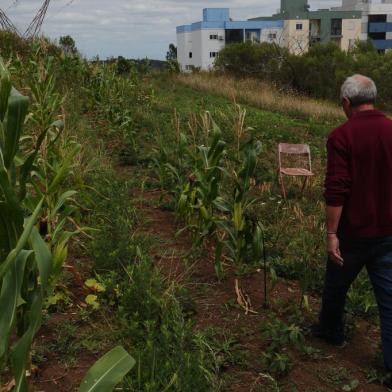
[25,54,84,283]
[154,108,265,278]
[0,58,52,391]
[218,108,263,268]
[152,110,190,197]
[177,114,227,244]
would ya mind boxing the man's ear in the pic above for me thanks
[341,97,352,118]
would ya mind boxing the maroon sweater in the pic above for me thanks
[324,110,392,238]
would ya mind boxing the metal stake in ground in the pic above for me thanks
[251,217,269,309]
[260,223,269,309]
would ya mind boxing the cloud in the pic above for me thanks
[4,0,341,59]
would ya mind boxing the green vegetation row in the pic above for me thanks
[0,34,229,391]
[0,45,140,391]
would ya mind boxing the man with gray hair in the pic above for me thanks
[313,74,392,387]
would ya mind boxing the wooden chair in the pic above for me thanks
[278,143,314,199]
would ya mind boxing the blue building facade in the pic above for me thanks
[176,8,285,70]
[176,8,284,37]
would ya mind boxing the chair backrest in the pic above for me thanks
[278,143,312,170]
[279,143,310,154]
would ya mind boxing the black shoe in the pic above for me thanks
[383,374,392,390]
[311,324,346,347]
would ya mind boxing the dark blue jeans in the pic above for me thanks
[319,236,392,371]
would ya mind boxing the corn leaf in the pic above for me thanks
[252,224,263,261]
[29,226,52,288]
[0,148,23,222]
[3,91,29,170]
[11,290,43,392]
[19,127,50,201]
[51,190,77,217]
[0,198,43,281]
[47,162,70,194]
[0,58,11,122]
[78,346,135,392]
[0,250,31,358]
[0,201,20,253]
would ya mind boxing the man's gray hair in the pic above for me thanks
[341,74,377,107]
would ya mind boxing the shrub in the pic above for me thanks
[215,40,392,109]
[215,42,292,85]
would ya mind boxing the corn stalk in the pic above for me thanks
[218,112,263,267]
[177,116,227,243]
[0,58,53,391]
[25,54,85,284]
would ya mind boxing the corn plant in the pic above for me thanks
[34,136,83,281]
[152,111,190,200]
[152,111,229,276]
[218,120,263,268]
[0,58,52,391]
[154,108,265,278]
[177,114,227,245]
[24,55,85,283]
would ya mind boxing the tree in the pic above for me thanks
[166,43,177,61]
[59,35,77,55]
[215,42,292,84]
[116,56,132,75]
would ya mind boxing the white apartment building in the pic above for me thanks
[176,9,284,71]
[336,0,392,49]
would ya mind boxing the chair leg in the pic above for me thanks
[301,177,308,195]
[279,173,287,200]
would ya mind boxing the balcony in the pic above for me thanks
[369,22,392,33]
[373,39,392,50]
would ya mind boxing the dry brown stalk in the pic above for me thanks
[235,279,258,315]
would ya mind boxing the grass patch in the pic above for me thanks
[175,73,344,122]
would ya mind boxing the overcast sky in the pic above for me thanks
[4,0,342,60]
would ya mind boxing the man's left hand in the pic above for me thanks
[327,234,344,266]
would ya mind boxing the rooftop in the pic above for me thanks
[177,8,284,33]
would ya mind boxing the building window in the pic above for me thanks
[369,14,387,23]
[226,29,244,44]
[246,30,260,43]
[310,19,321,38]
[331,19,342,36]
[268,33,277,39]
[189,52,192,59]
[210,52,218,58]
[210,34,218,40]
[296,23,303,30]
